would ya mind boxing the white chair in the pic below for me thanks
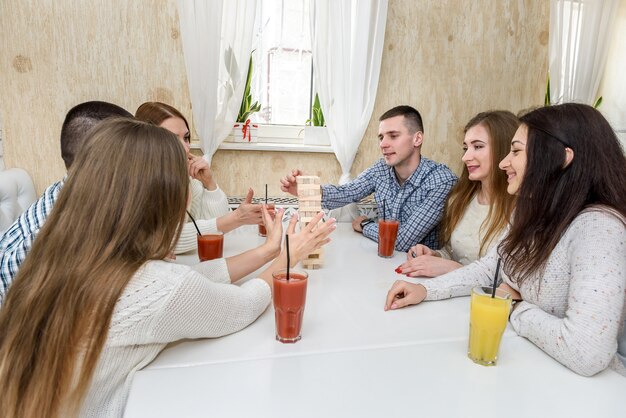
[0,168,37,235]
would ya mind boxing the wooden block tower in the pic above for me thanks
[296,175,323,269]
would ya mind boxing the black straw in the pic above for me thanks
[491,258,501,298]
[285,234,290,282]
[186,210,202,236]
[382,199,386,221]
[265,184,268,205]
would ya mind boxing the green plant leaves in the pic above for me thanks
[237,53,261,123]
[307,93,325,126]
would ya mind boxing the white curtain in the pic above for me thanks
[597,0,626,149]
[309,0,387,220]
[177,0,258,162]
[548,0,620,104]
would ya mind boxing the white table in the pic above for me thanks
[125,224,626,417]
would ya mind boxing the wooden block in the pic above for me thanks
[298,203,322,215]
[301,260,323,269]
[297,188,321,198]
[296,176,320,185]
[297,185,321,194]
[298,195,322,202]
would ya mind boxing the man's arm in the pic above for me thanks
[321,165,377,210]
[0,181,63,302]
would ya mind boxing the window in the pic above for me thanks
[252,0,312,126]
[220,0,331,151]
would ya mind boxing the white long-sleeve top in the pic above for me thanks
[174,178,230,254]
[418,208,626,377]
[80,258,271,417]
[434,195,492,265]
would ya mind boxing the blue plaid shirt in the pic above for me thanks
[321,158,457,252]
[0,180,64,305]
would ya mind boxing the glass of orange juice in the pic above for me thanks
[468,286,511,366]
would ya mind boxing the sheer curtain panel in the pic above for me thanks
[548,0,619,104]
[310,0,387,220]
[177,0,258,162]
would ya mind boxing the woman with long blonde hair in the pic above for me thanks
[0,118,335,417]
[396,110,518,277]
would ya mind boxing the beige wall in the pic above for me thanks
[1,0,548,197]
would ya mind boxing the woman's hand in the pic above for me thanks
[395,255,462,277]
[188,154,217,190]
[262,205,283,259]
[384,280,427,310]
[406,244,437,259]
[234,188,263,226]
[282,212,336,267]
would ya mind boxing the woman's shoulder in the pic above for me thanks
[123,261,195,296]
[574,205,626,228]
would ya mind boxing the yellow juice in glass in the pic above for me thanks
[468,286,512,366]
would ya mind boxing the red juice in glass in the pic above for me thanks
[258,202,276,237]
[378,219,399,258]
[272,269,308,343]
[197,233,224,261]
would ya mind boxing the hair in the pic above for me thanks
[499,103,626,285]
[60,101,132,169]
[439,111,519,256]
[135,101,190,131]
[379,105,424,134]
[0,118,189,418]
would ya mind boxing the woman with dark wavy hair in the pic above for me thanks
[385,103,626,377]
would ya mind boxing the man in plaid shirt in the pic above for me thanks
[280,105,457,252]
[0,101,132,304]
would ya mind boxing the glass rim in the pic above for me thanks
[197,232,224,237]
[471,286,511,300]
[272,268,308,281]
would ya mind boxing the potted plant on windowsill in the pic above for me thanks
[304,93,329,146]
[233,53,261,142]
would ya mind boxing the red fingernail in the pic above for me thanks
[394,267,402,274]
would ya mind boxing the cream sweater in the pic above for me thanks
[80,259,271,417]
[435,195,492,265]
[419,208,626,377]
[174,178,230,254]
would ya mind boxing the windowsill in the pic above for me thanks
[191,124,334,154]
[217,141,333,153]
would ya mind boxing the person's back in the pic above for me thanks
[0,101,132,304]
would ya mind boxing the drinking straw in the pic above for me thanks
[491,258,501,298]
[186,210,202,236]
[382,199,386,221]
[285,234,291,282]
[265,184,268,205]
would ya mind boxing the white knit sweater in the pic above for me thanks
[174,178,230,254]
[435,195,492,265]
[80,258,271,417]
[419,208,626,377]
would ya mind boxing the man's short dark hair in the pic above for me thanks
[60,101,132,169]
[379,105,424,134]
